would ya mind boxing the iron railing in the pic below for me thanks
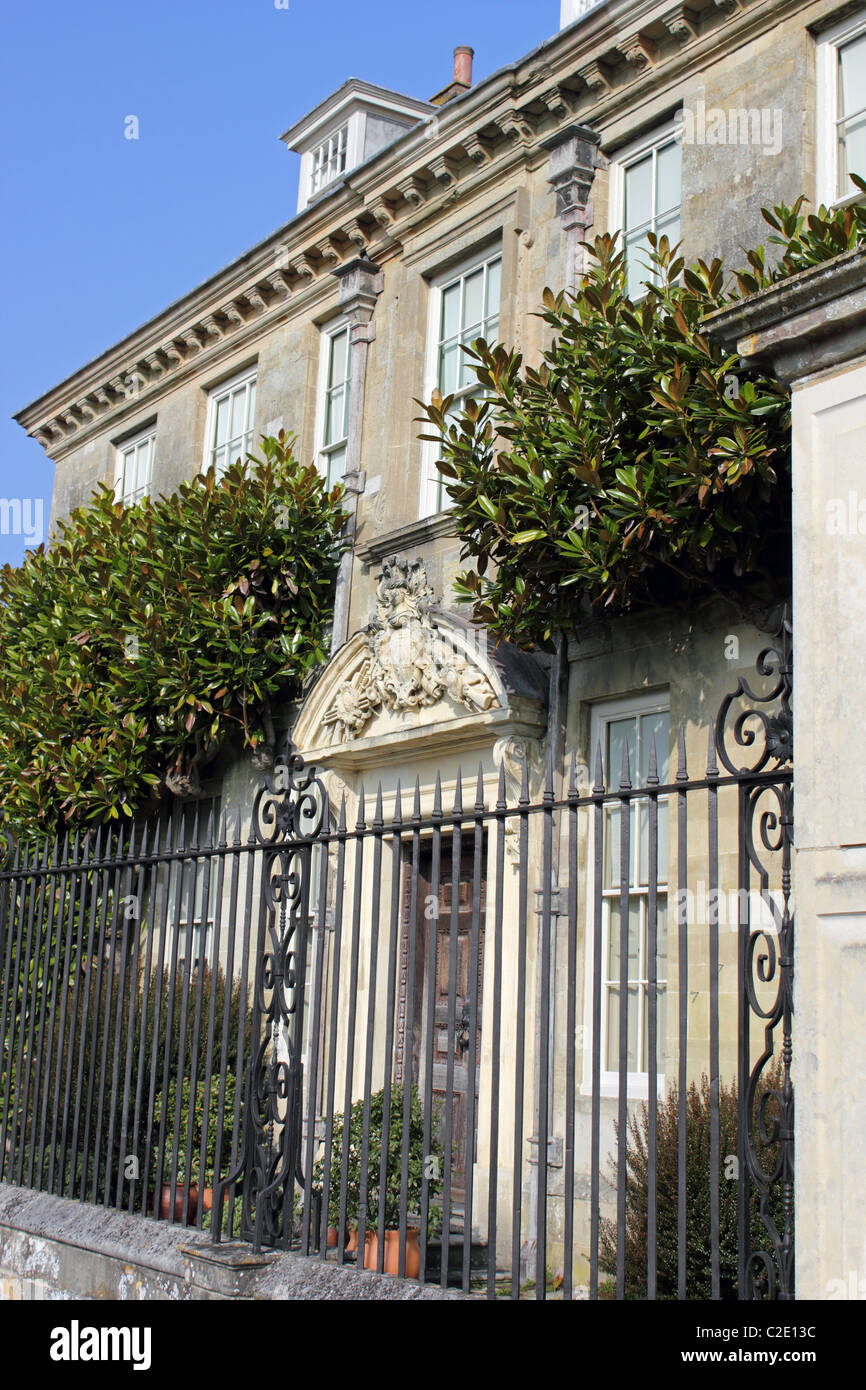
[0,632,793,1299]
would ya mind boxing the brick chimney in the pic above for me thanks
[429,46,474,106]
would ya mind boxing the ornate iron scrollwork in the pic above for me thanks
[213,738,326,1251]
[715,609,794,1300]
[715,610,792,775]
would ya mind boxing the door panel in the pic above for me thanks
[396,838,486,1210]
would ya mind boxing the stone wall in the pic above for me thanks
[0,1183,463,1301]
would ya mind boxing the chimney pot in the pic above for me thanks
[453,46,474,88]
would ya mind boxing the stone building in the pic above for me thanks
[10,0,865,1290]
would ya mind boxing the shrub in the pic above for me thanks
[599,1060,789,1299]
[312,1086,445,1238]
[417,179,866,650]
[0,434,346,835]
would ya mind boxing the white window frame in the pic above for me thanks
[816,9,866,207]
[315,316,353,490]
[420,241,503,519]
[310,122,350,201]
[114,424,156,506]
[609,119,682,299]
[202,367,257,480]
[581,690,671,1099]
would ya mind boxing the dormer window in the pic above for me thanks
[310,124,348,199]
[282,80,434,214]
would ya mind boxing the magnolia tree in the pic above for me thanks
[418,185,866,650]
[0,434,346,834]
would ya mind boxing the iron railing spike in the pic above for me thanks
[453,768,464,816]
[647,734,659,786]
[706,724,719,778]
[593,741,605,793]
[433,772,443,818]
[519,751,529,805]
[476,763,485,813]
[568,750,578,800]
[412,777,422,822]
[676,725,688,782]
[338,793,347,833]
[496,760,507,810]
[619,738,631,791]
[392,781,403,827]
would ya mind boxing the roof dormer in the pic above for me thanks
[281,79,435,214]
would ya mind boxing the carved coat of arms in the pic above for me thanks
[322,557,497,744]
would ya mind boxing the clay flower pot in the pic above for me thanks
[160,1182,199,1223]
[363,1229,420,1278]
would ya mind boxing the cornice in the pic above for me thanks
[17,0,809,460]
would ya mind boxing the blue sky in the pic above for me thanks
[0,0,560,569]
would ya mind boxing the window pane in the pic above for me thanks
[839,111,866,194]
[654,212,681,250]
[214,395,229,447]
[608,717,636,786]
[656,140,681,218]
[606,984,639,1072]
[134,441,150,497]
[440,281,461,343]
[230,386,247,443]
[607,899,641,981]
[438,342,460,395]
[839,33,866,119]
[624,234,650,299]
[624,154,653,232]
[462,267,484,333]
[485,257,502,322]
[329,327,348,386]
[642,983,667,1073]
[326,386,346,445]
[213,446,226,477]
[326,445,346,489]
[458,346,476,392]
[247,379,256,431]
[639,710,670,784]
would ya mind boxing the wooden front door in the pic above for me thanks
[396,838,486,1210]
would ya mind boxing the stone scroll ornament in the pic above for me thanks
[212,739,327,1251]
[323,556,498,745]
[715,610,794,1301]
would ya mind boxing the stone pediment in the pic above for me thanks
[292,557,547,768]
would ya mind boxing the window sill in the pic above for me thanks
[355,509,458,567]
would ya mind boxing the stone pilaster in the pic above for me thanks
[543,124,602,292]
[330,255,384,649]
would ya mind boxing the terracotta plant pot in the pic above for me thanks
[363,1228,420,1279]
[326,1226,339,1248]
[345,1227,358,1254]
[159,1182,199,1223]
